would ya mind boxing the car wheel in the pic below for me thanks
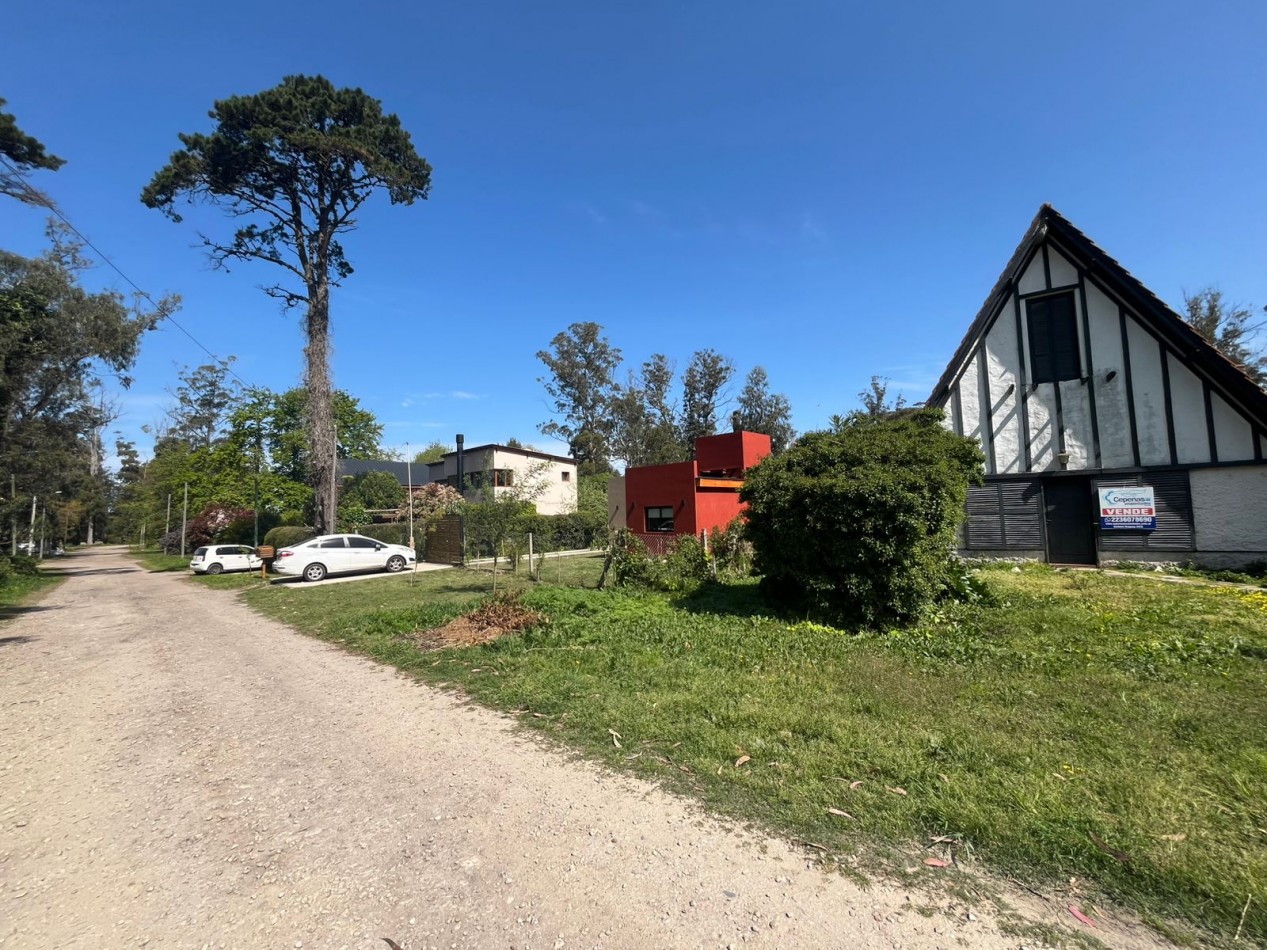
[207,563,223,575]
[385,554,406,573]
[303,562,327,582]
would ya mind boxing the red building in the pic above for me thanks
[617,431,772,538]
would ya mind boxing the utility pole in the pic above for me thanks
[180,482,188,557]
[27,495,38,553]
[9,475,15,556]
[253,420,262,547]
[165,493,172,542]
[406,443,414,549]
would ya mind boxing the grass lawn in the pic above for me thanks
[0,566,63,622]
[239,558,1266,944]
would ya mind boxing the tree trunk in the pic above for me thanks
[305,280,336,535]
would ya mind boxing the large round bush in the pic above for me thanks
[739,408,983,628]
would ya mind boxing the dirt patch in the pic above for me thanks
[410,593,546,649]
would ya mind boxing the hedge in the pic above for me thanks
[262,526,317,549]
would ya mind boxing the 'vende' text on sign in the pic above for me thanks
[1098,486,1156,531]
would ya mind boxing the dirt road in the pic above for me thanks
[1,548,1172,949]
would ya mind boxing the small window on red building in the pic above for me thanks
[645,506,675,532]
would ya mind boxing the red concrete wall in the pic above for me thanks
[694,487,747,535]
[624,461,699,536]
[695,431,772,473]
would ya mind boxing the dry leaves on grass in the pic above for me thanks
[409,594,546,650]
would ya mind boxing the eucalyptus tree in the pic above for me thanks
[141,75,432,532]
[735,366,795,453]
[536,322,621,474]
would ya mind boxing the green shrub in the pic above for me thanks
[357,523,413,546]
[608,530,712,592]
[740,407,984,628]
[708,516,752,579]
[278,509,307,526]
[220,511,281,545]
[263,525,317,549]
[522,511,607,551]
[343,470,405,510]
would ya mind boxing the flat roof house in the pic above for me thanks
[339,437,579,516]
[609,430,771,539]
[929,205,1267,568]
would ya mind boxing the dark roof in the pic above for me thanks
[929,204,1267,430]
[337,459,413,484]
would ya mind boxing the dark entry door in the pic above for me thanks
[1044,478,1097,564]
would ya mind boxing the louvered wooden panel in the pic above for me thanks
[964,479,1042,550]
[1001,480,1044,548]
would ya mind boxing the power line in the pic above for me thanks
[0,156,258,392]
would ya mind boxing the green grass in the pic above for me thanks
[0,568,63,623]
[239,560,1266,945]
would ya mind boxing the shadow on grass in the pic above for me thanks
[671,579,781,619]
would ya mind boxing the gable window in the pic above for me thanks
[1026,291,1081,384]
[561,471,571,482]
[645,506,675,532]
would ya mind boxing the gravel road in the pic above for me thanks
[1,547,1176,950]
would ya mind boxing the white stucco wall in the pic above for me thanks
[1047,245,1079,287]
[1017,253,1046,295]
[983,303,1022,473]
[1211,393,1256,461]
[1191,466,1267,558]
[959,351,988,471]
[1027,383,1056,470]
[1167,355,1211,465]
[1084,281,1134,468]
[1125,318,1170,465]
[1059,378,1092,469]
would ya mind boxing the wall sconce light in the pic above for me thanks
[1105,370,1118,382]
[1056,450,1071,468]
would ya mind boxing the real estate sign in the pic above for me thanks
[1098,486,1156,531]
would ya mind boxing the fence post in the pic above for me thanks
[527,532,535,581]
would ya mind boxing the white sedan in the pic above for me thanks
[190,544,263,575]
[271,534,416,582]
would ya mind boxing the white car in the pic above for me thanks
[271,534,416,582]
[190,544,263,575]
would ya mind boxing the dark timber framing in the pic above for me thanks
[1011,284,1033,470]
[1118,307,1142,467]
[930,205,1267,442]
[1159,344,1178,465]
[1202,381,1219,463]
[1076,274,1102,468]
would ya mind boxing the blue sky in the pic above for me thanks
[3,1,1265,465]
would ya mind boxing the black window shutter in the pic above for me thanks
[1027,292,1080,383]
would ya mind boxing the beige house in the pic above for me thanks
[423,441,578,515]
[339,440,579,516]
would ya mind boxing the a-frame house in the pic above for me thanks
[929,204,1267,568]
